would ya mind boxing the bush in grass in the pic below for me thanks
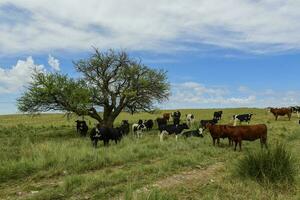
[236,143,296,184]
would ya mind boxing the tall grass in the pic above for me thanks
[236,143,297,184]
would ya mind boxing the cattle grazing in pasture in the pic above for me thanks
[206,124,232,146]
[120,120,130,135]
[159,123,189,141]
[290,106,300,118]
[90,125,123,147]
[213,111,223,120]
[132,123,146,138]
[270,108,292,121]
[75,120,88,136]
[172,110,181,125]
[182,128,204,138]
[144,119,154,131]
[163,113,171,121]
[233,114,253,126]
[186,114,195,127]
[225,124,268,151]
[200,118,219,130]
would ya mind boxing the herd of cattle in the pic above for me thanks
[75,106,300,151]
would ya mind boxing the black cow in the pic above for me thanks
[172,110,181,125]
[159,123,189,141]
[182,128,204,138]
[213,111,223,120]
[90,126,123,147]
[144,119,154,131]
[291,106,300,118]
[75,120,88,136]
[233,114,253,126]
[119,120,130,135]
[200,119,218,130]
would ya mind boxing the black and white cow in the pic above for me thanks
[90,126,123,147]
[144,119,154,131]
[213,111,223,120]
[291,106,300,118]
[75,120,88,136]
[200,118,219,130]
[172,110,181,125]
[233,114,253,126]
[132,122,146,138]
[182,128,204,138]
[186,114,195,127]
[159,123,189,141]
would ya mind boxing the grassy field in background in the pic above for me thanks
[0,108,299,200]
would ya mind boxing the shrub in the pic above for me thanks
[236,143,296,184]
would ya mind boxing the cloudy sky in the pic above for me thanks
[0,0,300,114]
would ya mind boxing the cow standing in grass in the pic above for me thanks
[233,114,253,126]
[186,114,195,127]
[159,123,189,141]
[90,124,124,147]
[75,120,88,136]
[172,110,181,125]
[270,108,292,121]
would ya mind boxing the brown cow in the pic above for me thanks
[270,108,292,121]
[225,124,268,151]
[206,124,233,146]
[163,113,171,121]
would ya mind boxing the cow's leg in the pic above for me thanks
[213,138,216,146]
[160,132,164,142]
[234,141,237,151]
[217,138,220,146]
[239,140,242,151]
[175,134,178,141]
[275,115,278,121]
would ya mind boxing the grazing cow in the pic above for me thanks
[206,124,232,146]
[290,106,300,118]
[163,113,171,121]
[200,118,219,130]
[159,123,189,141]
[132,123,146,138]
[186,114,195,127]
[172,110,181,125]
[144,119,154,131]
[213,111,223,120]
[90,125,123,147]
[75,120,88,136]
[270,108,292,121]
[119,120,130,135]
[233,114,253,126]
[182,128,203,138]
[225,124,268,151]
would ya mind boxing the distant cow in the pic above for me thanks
[132,123,146,138]
[213,111,223,120]
[120,120,130,135]
[182,128,203,138]
[270,108,292,121]
[290,106,300,118]
[144,119,154,131]
[172,110,181,125]
[186,114,195,127]
[159,123,189,141]
[233,114,253,126]
[156,117,167,128]
[163,113,171,121]
[90,125,123,147]
[75,120,88,136]
[200,118,218,130]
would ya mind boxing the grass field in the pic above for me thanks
[0,108,299,200]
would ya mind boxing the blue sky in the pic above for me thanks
[0,1,300,114]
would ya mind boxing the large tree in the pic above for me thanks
[17,49,170,127]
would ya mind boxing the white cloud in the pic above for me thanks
[48,54,60,71]
[166,82,300,109]
[0,0,300,55]
[0,56,44,94]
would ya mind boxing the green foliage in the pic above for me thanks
[17,49,169,126]
[236,143,297,184]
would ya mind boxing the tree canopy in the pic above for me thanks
[17,49,170,127]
